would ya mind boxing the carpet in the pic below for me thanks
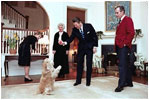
[1,76,148,99]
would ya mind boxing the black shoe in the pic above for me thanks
[86,83,90,86]
[24,77,33,82]
[73,83,81,86]
[124,83,133,87]
[115,87,123,92]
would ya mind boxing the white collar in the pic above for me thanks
[81,25,83,30]
[59,31,63,35]
[121,15,126,21]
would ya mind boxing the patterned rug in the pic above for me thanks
[1,76,148,99]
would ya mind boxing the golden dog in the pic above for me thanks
[37,58,61,95]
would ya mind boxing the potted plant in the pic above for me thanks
[134,52,144,76]
[96,31,104,39]
[133,29,143,43]
[5,33,19,54]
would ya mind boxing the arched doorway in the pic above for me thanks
[4,1,50,30]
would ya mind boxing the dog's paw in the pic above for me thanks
[57,65,62,70]
[44,87,52,95]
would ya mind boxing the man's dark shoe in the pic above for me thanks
[73,83,81,86]
[86,83,90,86]
[124,83,133,87]
[115,87,123,92]
[86,84,90,86]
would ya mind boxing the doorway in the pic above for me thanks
[67,7,86,62]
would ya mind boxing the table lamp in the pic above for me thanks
[38,35,49,55]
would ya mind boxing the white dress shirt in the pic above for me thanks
[58,32,63,42]
[120,15,126,22]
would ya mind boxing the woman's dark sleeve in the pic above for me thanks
[32,42,36,50]
[53,34,57,50]
[32,37,37,50]
[32,41,37,50]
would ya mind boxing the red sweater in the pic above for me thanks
[115,16,135,48]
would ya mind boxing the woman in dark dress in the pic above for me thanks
[53,23,70,78]
[18,32,41,82]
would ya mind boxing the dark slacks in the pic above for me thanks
[76,49,93,84]
[116,46,132,88]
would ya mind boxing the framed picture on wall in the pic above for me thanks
[105,1,131,32]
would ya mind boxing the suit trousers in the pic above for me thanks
[76,49,93,84]
[116,46,132,88]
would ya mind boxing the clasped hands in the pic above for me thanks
[58,40,67,46]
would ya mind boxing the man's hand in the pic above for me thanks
[53,50,56,54]
[30,49,33,53]
[58,40,67,46]
[66,50,69,55]
[62,41,67,46]
[93,47,97,54]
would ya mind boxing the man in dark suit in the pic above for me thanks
[62,17,98,86]
[114,6,135,92]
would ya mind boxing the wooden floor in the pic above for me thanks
[1,63,148,86]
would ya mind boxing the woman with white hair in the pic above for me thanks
[53,23,70,78]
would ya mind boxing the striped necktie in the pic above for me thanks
[80,28,85,39]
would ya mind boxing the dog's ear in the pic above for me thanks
[43,58,48,64]
[51,60,54,66]
[43,58,49,70]
[46,58,50,63]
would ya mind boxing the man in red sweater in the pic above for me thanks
[114,6,135,92]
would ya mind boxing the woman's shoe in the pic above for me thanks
[24,77,33,82]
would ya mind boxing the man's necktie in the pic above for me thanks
[80,28,85,39]
[118,19,121,24]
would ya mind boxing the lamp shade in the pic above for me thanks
[38,35,49,44]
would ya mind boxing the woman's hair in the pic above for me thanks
[35,31,41,35]
[57,23,65,29]
[35,31,43,38]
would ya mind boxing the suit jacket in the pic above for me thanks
[67,23,98,52]
[115,16,135,48]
